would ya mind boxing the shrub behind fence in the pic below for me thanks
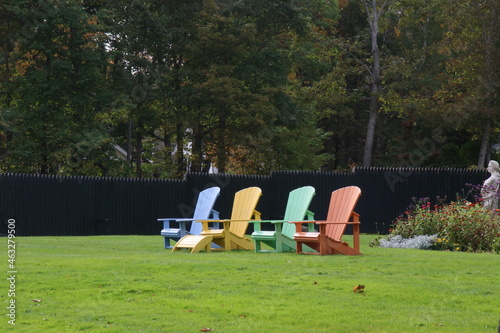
[0,168,487,236]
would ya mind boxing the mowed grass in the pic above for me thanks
[5,235,499,332]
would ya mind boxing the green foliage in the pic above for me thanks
[1,0,114,174]
[1,0,500,176]
[375,196,500,253]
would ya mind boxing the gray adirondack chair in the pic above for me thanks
[158,186,220,248]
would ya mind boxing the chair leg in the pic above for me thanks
[296,241,302,254]
[164,237,174,249]
[254,240,261,253]
[353,224,360,253]
[275,239,283,253]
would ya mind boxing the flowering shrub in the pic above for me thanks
[371,192,500,253]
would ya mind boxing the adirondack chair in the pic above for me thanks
[292,186,362,255]
[157,186,220,248]
[172,187,262,253]
[251,186,316,253]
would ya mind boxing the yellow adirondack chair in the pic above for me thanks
[292,186,362,255]
[172,187,262,253]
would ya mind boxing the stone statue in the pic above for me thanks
[480,160,500,210]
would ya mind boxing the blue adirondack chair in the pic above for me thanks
[251,186,316,252]
[158,186,220,248]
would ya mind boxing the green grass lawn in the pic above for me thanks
[4,235,499,332]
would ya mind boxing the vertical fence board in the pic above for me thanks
[0,168,489,236]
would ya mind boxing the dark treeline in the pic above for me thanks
[0,0,499,178]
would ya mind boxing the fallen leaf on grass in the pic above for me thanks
[352,285,365,293]
[313,281,318,285]
[200,328,213,332]
[239,314,246,318]
[32,299,42,303]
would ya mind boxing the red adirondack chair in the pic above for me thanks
[292,186,362,255]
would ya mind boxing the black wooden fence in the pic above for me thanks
[0,167,488,236]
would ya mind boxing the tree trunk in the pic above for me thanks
[40,150,50,174]
[362,0,384,167]
[363,93,379,167]
[216,117,227,174]
[135,120,143,178]
[175,123,185,178]
[477,5,498,168]
[162,131,173,174]
[127,119,133,163]
[477,117,491,168]
[190,125,204,172]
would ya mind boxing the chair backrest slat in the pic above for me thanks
[190,187,221,235]
[229,187,262,237]
[282,186,316,238]
[325,186,361,240]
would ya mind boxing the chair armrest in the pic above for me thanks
[247,220,285,224]
[249,219,286,232]
[158,218,199,231]
[315,221,360,224]
[197,219,254,223]
[290,220,321,224]
[314,211,360,225]
[305,210,315,220]
[290,220,320,233]
[197,219,227,232]
[198,218,257,232]
[197,211,262,225]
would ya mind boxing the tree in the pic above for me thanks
[2,0,114,174]
[363,0,500,168]
[441,1,500,167]
[100,0,207,178]
[4,0,497,176]
[365,0,449,167]
[358,0,397,167]
[169,0,334,174]
[0,0,22,161]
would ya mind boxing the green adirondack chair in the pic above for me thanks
[251,186,316,252]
